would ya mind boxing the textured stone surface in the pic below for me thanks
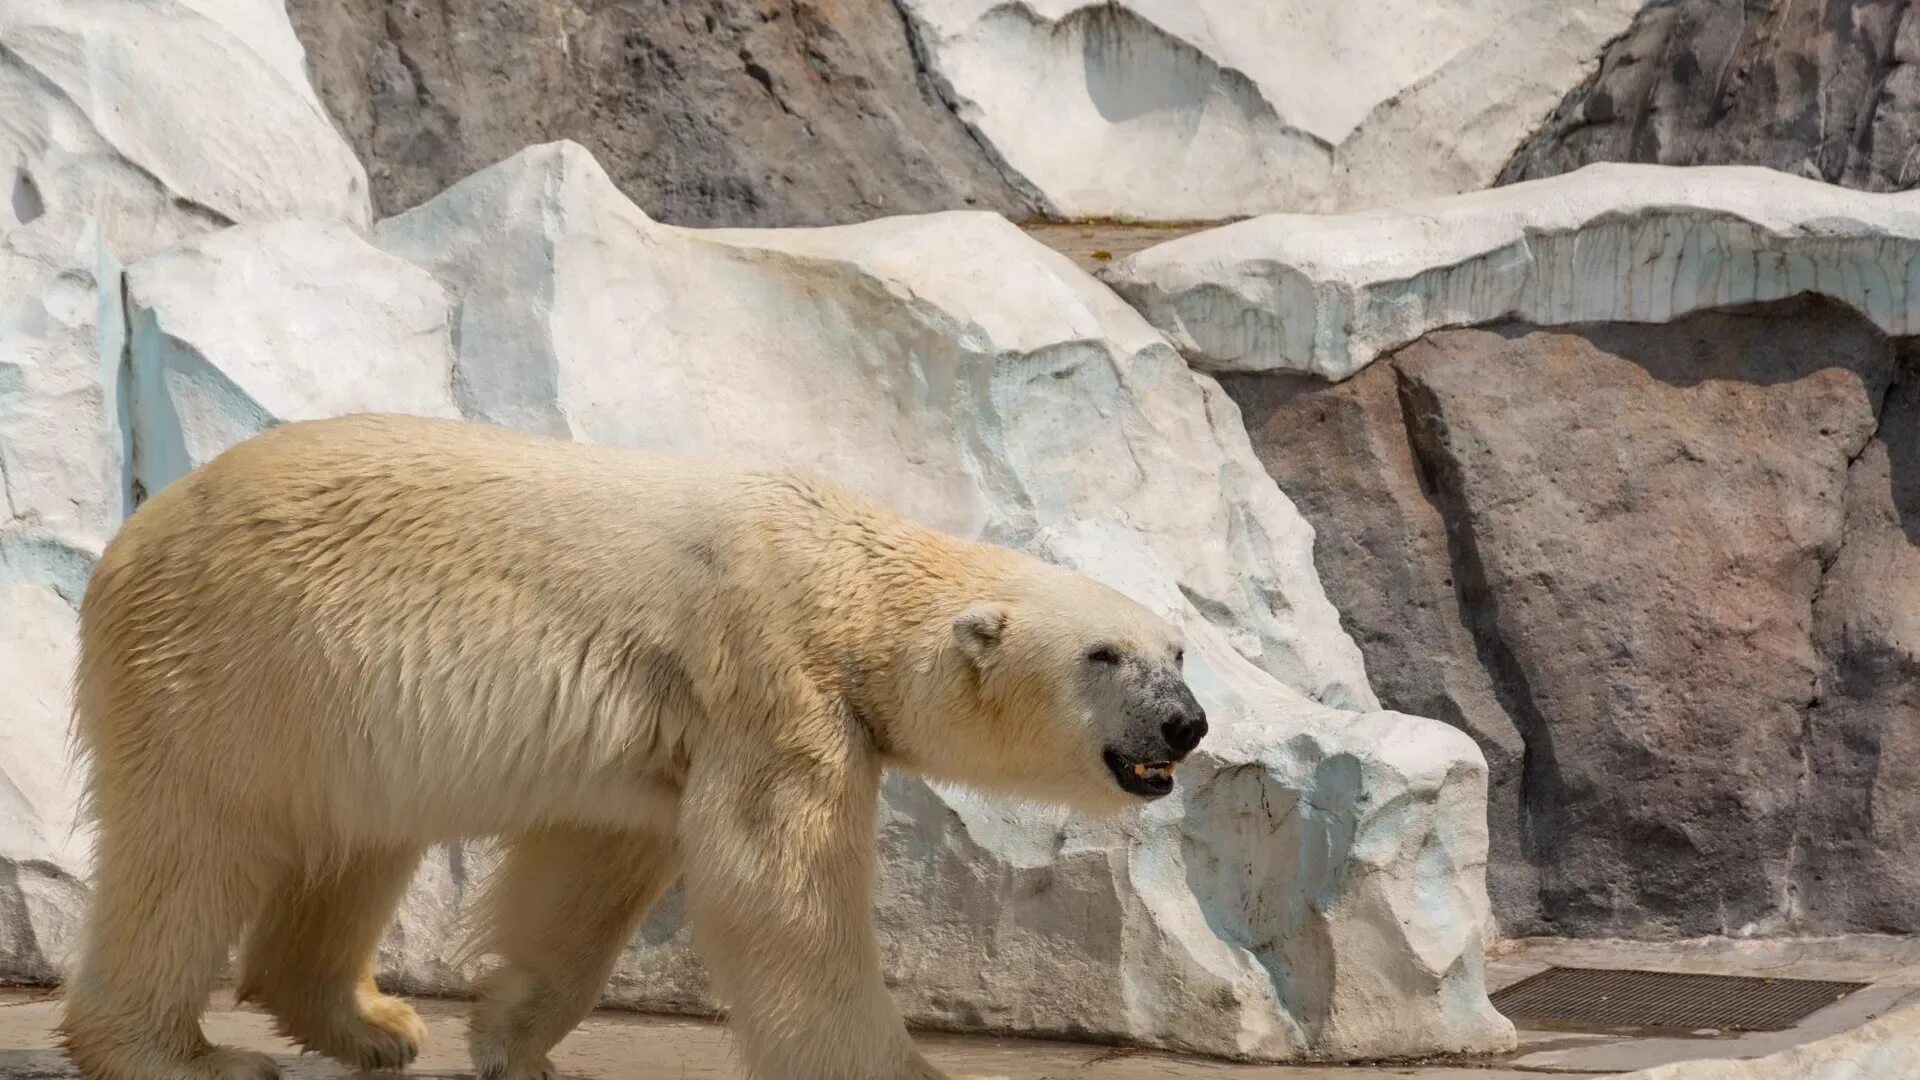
[1798,348,1920,933]
[375,141,1501,1057]
[49,141,1513,1063]
[1105,163,1920,380]
[1502,0,1920,196]
[1221,362,1536,929]
[1229,301,1920,939]
[897,0,1648,220]
[370,142,1372,713]
[123,220,461,497]
[0,0,369,261]
[283,0,1035,225]
[1622,999,1920,1079]
[0,214,122,983]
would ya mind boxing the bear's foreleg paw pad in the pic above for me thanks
[287,996,425,1072]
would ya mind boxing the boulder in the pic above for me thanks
[1228,300,1920,938]
[123,219,461,497]
[94,141,1514,1062]
[894,0,1648,220]
[1220,361,1537,929]
[0,213,124,981]
[282,0,1035,226]
[0,0,370,261]
[1502,0,1920,198]
[1621,999,1920,1079]
[1104,163,1920,380]
[371,142,1370,711]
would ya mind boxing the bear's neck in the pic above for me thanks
[793,506,1019,771]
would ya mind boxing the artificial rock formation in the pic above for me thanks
[1141,162,1920,936]
[1799,353,1920,933]
[1503,0,1920,196]
[1233,303,1912,937]
[1104,163,1920,381]
[365,148,1512,1060]
[123,219,462,499]
[283,0,1035,225]
[0,136,1515,1062]
[1,0,377,979]
[0,213,122,982]
[284,0,1658,226]
[368,142,1372,710]
[0,0,369,260]
[896,0,1649,220]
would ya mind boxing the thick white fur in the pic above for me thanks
[58,413,1183,1080]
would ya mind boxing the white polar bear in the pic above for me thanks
[57,413,1208,1080]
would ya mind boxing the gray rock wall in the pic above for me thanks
[1502,0,1920,191]
[1227,300,1920,938]
[284,0,1036,224]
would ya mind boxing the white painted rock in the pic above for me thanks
[123,220,461,496]
[373,141,1371,712]
[370,142,1504,1061]
[0,213,123,981]
[1104,163,1920,381]
[1622,1000,1920,1079]
[38,142,1514,1062]
[0,0,369,261]
[896,0,1647,221]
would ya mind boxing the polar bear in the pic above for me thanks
[57,413,1208,1080]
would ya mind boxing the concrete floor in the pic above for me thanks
[3,936,1914,1078]
[0,991,1561,1079]
[1484,935,1920,1072]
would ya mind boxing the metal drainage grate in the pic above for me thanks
[1490,966,1867,1034]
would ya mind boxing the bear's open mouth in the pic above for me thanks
[1104,748,1177,798]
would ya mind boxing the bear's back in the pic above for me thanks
[73,413,855,838]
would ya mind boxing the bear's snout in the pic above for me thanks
[1103,675,1208,799]
[1161,704,1207,758]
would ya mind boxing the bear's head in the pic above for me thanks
[913,563,1208,815]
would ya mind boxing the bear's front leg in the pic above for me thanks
[681,745,988,1080]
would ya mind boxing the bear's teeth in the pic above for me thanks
[1132,762,1175,781]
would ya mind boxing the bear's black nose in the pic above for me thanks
[1162,708,1207,758]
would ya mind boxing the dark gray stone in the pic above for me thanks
[1501,0,1920,191]
[1229,300,1918,937]
[285,0,1038,225]
[1222,364,1539,930]
[1797,349,1920,933]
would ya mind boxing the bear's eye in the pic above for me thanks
[1173,647,1186,664]
[1086,646,1121,666]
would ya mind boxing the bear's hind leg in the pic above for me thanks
[58,819,280,1080]
[236,845,428,1072]
[467,826,681,1080]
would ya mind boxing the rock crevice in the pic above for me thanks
[1393,364,1562,880]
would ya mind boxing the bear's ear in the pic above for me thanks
[952,604,1009,663]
